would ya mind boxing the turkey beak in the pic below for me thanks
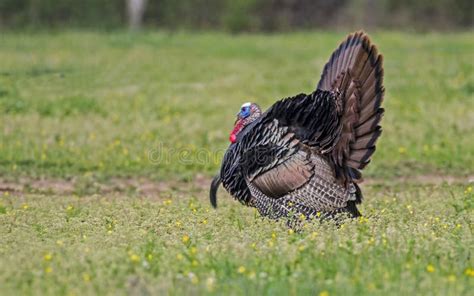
[209,174,221,208]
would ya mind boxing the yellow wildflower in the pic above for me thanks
[44,253,53,261]
[83,273,91,282]
[176,254,184,261]
[237,266,246,274]
[465,268,474,277]
[426,264,435,273]
[129,254,140,263]
[182,235,190,244]
[45,266,53,274]
[398,146,407,154]
[288,229,294,235]
[368,237,375,245]
[319,290,329,296]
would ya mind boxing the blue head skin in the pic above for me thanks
[229,102,262,143]
[239,103,251,118]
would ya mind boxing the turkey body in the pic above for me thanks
[248,153,358,219]
[211,31,385,220]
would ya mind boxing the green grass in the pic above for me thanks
[0,31,473,180]
[0,185,473,295]
[0,31,473,295]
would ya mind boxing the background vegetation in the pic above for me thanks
[0,0,472,31]
[0,31,473,182]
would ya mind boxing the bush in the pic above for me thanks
[0,0,472,31]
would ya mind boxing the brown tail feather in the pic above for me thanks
[317,31,384,182]
[350,128,382,150]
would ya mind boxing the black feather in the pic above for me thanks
[209,174,221,208]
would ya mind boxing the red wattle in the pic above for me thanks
[229,120,243,143]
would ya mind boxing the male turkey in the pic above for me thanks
[210,31,384,220]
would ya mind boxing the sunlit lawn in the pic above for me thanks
[0,185,473,295]
[0,30,473,180]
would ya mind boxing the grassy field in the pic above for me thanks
[0,185,473,295]
[0,31,473,180]
[0,31,473,295]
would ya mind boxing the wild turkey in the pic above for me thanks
[210,31,384,220]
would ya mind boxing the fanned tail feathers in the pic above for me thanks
[317,31,385,180]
